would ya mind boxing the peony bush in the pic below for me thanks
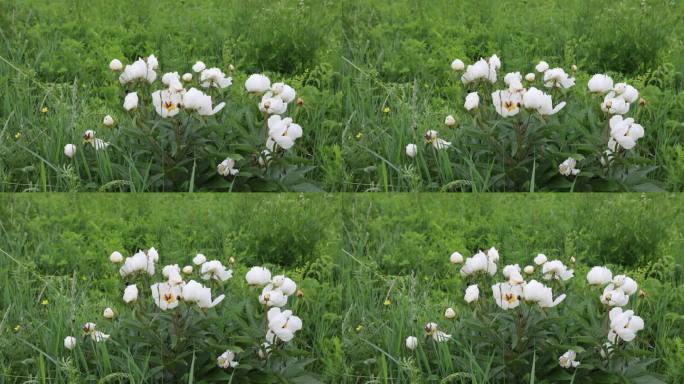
[404,54,655,191]
[68,54,315,191]
[59,247,316,382]
[399,247,657,382]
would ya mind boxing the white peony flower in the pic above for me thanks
[587,266,613,286]
[460,251,497,277]
[449,251,464,264]
[64,336,77,350]
[405,336,418,350]
[534,253,548,266]
[200,260,233,282]
[405,143,417,158]
[103,115,115,127]
[151,282,182,310]
[64,144,76,159]
[464,284,479,303]
[543,68,575,89]
[123,284,139,303]
[542,260,574,281]
[444,115,456,127]
[123,92,139,111]
[522,87,566,116]
[502,264,524,284]
[609,115,644,150]
[271,82,296,104]
[82,322,97,334]
[109,59,123,72]
[444,307,457,319]
[558,157,581,176]
[192,61,206,73]
[217,158,239,177]
[119,250,156,277]
[523,265,534,275]
[119,58,156,84]
[271,275,297,296]
[200,67,232,89]
[267,115,303,150]
[146,55,158,70]
[523,279,566,308]
[151,89,183,118]
[608,307,644,342]
[246,266,272,286]
[559,350,580,368]
[259,92,288,115]
[182,280,225,309]
[614,83,639,103]
[259,285,289,307]
[491,90,522,117]
[588,74,614,94]
[535,61,549,73]
[217,350,239,369]
[492,282,523,310]
[193,253,207,265]
[109,251,123,263]
[182,265,193,274]
[601,284,629,307]
[525,73,536,82]
[612,275,638,296]
[182,88,225,116]
[450,59,465,71]
[245,74,271,94]
[103,307,115,319]
[267,307,303,342]
[461,58,496,84]
[161,72,184,92]
[464,91,480,110]
[601,92,630,115]
[182,73,193,82]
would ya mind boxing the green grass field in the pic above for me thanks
[1,194,683,382]
[1,0,683,191]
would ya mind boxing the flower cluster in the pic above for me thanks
[452,55,570,119]
[245,266,303,351]
[588,74,645,157]
[454,248,569,310]
[586,266,644,346]
[244,74,303,158]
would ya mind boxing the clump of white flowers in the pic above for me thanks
[585,266,644,345]
[243,74,304,157]
[245,266,303,351]
[587,74,645,158]
[451,55,571,119]
[558,157,581,177]
[559,349,580,369]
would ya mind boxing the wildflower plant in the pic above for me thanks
[59,247,318,382]
[431,54,656,191]
[86,54,315,191]
[401,246,660,382]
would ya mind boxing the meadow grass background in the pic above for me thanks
[1,194,683,382]
[1,0,683,191]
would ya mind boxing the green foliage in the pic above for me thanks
[1,0,683,191]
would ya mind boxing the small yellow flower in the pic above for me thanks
[355,132,363,139]
[383,299,391,306]
[14,132,22,139]
[355,324,363,332]
[41,299,49,305]
[40,107,48,113]
[14,325,21,332]
[383,106,390,113]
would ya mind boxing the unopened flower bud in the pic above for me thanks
[296,97,304,107]
[444,307,456,319]
[444,115,456,127]
[296,289,304,298]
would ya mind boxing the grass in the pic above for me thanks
[1,0,683,191]
[1,194,683,382]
